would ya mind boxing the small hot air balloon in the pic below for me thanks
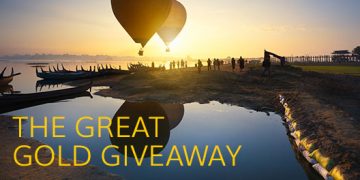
[158,0,187,52]
[111,0,173,56]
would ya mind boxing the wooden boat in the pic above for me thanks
[128,63,165,72]
[0,91,91,114]
[36,64,130,80]
[0,67,21,86]
[0,85,13,95]
[37,69,91,80]
[0,82,92,107]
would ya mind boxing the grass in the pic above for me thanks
[294,65,360,76]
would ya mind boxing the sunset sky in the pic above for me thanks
[0,0,359,58]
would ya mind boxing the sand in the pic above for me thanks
[0,116,122,180]
[91,64,360,179]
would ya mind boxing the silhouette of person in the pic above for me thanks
[207,58,212,71]
[213,58,216,70]
[197,59,203,73]
[239,56,245,71]
[262,50,271,77]
[280,57,286,67]
[231,58,236,71]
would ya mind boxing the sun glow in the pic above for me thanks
[0,0,359,58]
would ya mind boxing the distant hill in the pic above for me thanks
[0,54,116,61]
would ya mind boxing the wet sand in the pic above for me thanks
[92,64,360,179]
[0,116,122,180]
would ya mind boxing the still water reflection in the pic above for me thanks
[1,61,310,179]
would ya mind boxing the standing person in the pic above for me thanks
[177,61,180,69]
[239,56,245,71]
[185,61,188,68]
[181,59,184,68]
[170,62,173,70]
[207,58,212,71]
[213,58,217,70]
[231,58,236,72]
[197,59,203,73]
[172,60,176,69]
[280,57,286,67]
[217,59,221,71]
[151,62,155,69]
[262,50,271,77]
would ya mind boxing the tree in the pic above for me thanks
[353,46,360,55]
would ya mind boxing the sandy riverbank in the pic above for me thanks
[91,64,360,179]
[0,116,122,180]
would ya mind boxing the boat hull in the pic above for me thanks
[0,76,13,86]
[37,70,130,80]
[0,83,91,107]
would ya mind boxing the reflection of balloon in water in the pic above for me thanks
[110,101,185,158]
[110,101,170,158]
[160,103,185,130]
[158,0,187,52]
[111,0,173,56]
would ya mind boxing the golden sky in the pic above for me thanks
[0,0,359,58]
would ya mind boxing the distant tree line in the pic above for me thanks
[0,54,114,61]
[353,46,360,56]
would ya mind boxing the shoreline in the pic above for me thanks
[91,65,359,179]
[1,64,359,179]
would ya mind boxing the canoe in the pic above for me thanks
[0,83,91,106]
[0,83,92,114]
[37,71,91,80]
[0,67,21,86]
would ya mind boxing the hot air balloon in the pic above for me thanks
[158,0,187,52]
[111,0,173,56]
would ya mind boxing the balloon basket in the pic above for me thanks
[166,47,171,53]
[138,49,144,56]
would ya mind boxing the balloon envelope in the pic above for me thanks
[111,0,173,48]
[158,0,187,48]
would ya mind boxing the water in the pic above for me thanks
[1,61,312,180]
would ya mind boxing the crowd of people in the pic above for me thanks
[169,59,187,70]
[167,50,285,77]
[195,57,246,73]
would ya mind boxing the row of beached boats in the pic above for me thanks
[36,64,131,80]
[0,65,94,113]
[1,62,166,113]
